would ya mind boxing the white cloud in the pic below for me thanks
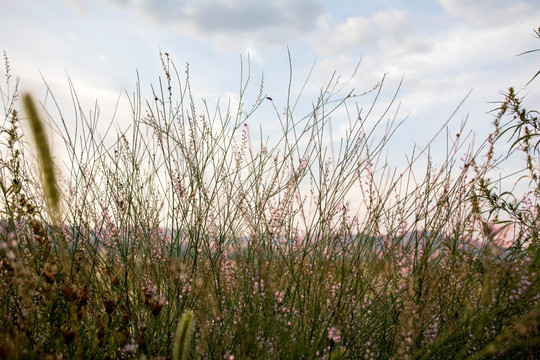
[310,9,433,57]
[439,0,535,26]
[371,8,409,34]
[64,0,90,14]
[312,15,376,55]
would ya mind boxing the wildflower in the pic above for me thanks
[328,327,341,343]
[123,343,139,354]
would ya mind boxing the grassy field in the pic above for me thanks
[0,31,538,359]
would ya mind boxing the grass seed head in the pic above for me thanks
[22,92,61,222]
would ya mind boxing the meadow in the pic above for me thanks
[0,30,538,359]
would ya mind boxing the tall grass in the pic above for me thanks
[0,30,538,359]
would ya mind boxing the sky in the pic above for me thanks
[1,0,540,173]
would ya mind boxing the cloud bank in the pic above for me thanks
[99,0,324,36]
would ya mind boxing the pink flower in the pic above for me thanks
[328,327,341,343]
